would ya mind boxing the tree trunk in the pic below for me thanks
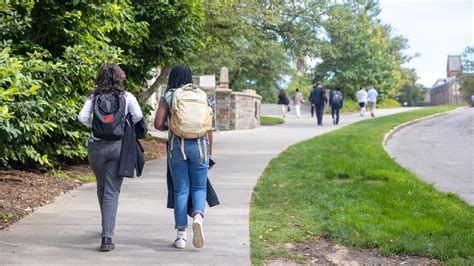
[138,66,172,102]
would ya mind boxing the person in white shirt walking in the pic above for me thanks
[78,63,144,252]
[367,87,378,117]
[292,88,304,118]
[356,87,368,117]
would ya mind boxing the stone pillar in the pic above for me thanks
[218,67,230,90]
[215,67,232,130]
[215,89,232,131]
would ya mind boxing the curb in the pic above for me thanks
[383,106,469,146]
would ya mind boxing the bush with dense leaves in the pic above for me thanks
[0,1,204,168]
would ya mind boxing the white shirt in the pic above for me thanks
[367,88,378,103]
[356,90,368,103]
[78,92,143,128]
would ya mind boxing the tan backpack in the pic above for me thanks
[169,84,213,139]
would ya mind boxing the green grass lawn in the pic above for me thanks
[261,116,285,126]
[250,106,474,265]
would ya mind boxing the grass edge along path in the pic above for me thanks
[250,106,474,265]
[260,116,285,126]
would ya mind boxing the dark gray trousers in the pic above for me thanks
[87,138,123,238]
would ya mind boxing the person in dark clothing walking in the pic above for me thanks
[78,63,144,251]
[277,89,290,118]
[308,89,315,117]
[310,82,327,126]
[329,87,344,125]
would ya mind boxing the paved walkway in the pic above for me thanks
[1,108,412,265]
[386,108,474,205]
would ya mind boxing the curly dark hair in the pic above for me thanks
[92,63,126,95]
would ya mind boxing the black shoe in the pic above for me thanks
[100,237,115,252]
[371,113,375,117]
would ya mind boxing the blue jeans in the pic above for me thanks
[168,135,209,229]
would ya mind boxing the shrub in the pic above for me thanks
[378,98,401,108]
[0,1,204,168]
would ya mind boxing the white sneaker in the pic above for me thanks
[174,230,187,249]
[192,216,205,248]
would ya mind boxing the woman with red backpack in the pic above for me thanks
[78,63,144,251]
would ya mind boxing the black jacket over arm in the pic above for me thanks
[118,115,147,178]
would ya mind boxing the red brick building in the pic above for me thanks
[430,55,467,105]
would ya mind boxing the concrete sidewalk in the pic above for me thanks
[0,108,412,265]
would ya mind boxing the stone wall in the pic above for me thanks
[216,90,261,131]
[231,92,261,130]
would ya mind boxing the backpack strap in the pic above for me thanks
[197,137,203,159]
[180,137,187,160]
[203,134,208,162]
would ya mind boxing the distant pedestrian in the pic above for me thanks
[310,82,328,126]
[367,87,378,117]
[292,88,304,118]
[329,87,344,125]
[277,89,290,118]
[78,63,146,252]
[308,92,315,117]
[356,87,368,117]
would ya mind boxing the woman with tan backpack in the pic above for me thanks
[154,65,214,249]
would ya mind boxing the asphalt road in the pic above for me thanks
[386,108,474,205]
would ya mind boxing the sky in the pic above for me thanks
[379,0,473,87]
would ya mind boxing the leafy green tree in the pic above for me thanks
[396,69,427,106]
[0,1,204,167]
[187,2,290,102]
[188,1,332,102]
[128,0,204,102]
[459,74,474,103]
[459,46,474,103]
[461,46,474,73]
[285,74,313,101]
[313,1,409,100]
[1,1,142,167]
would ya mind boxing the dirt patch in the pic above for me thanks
[0,169,81,229]
[267,236,437,265]
[141,137,167,160]
[0,137,166,230]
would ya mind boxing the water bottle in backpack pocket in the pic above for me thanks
[92,93,126,140]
